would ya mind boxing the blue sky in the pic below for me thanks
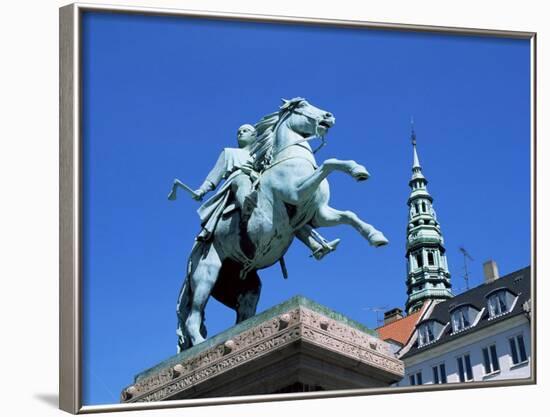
[81,12,531,405]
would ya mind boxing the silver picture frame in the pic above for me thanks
[59,2,537,414]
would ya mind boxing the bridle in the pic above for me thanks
[271,100,329,159]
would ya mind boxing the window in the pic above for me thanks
[432,363,447,384]
[509,335,528,365]
[416,253,423,268]
[409,371,423,386]
[457,354,473,382]
[428,252,435,265]
[418,322,435,346]
[488,290,509,317]
[482,344,500,374]
[451,306,471,332]
[417,320,444,347]
[422,202,427,212]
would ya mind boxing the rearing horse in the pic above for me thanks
[176,98,388,352]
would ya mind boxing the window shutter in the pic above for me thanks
[440,363,447,383]
[490,344,500,371]
[465,354,473,380]
[509,338,519,364]
[517,335,527,363]
[432,366,439,384]
[482,347,491,373]
[457,357,465,382]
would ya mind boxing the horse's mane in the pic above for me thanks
[250,98,304,171]
[250,111,278,171]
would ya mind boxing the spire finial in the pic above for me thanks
[411,118,421,169]
[411,116,416,146]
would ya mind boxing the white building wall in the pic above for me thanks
[398,319,531,386]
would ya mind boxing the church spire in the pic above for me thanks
[405,124,452,314]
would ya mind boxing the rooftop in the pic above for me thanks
[376,305,426,346]
[401,266,531,359]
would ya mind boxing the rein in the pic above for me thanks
[271,135,322,159]
[268,103,328,162]
[254,110,321,178]
[255,100,330,176]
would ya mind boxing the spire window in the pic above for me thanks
[428,252,435,266]
[415,253,423,268]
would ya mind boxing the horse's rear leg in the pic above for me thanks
[185,244,222,346]
[313,205,389,247]
[236,270,262,323]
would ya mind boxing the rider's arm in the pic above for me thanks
[195,150,229,198]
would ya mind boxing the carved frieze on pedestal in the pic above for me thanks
[121,296,404,402]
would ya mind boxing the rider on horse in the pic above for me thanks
[171,98,388,352]
[169,123,340,260]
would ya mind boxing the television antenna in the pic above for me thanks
[363,305,390,327]
[459,247,474,290]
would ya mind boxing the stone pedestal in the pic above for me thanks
[121,296,404,402]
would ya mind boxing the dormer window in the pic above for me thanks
[488,292,507,316]
[487,289,515,318]
[417,320,443,347]
[450,305,478,333]
[418,322,434,346]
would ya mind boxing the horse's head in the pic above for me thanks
[280,98,335,139]
[251,97,336,170]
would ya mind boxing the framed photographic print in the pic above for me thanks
[59,2,536,414]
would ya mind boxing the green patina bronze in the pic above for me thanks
[169,98,388,352]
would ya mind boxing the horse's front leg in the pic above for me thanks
[313,205,389,247]
[289,159,370,204]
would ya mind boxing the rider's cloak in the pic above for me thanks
[197,147,252,239]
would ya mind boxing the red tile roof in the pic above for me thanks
[376,310,423,346]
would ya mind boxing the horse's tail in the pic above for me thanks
[175,241,198,352]
[175,277,191,353]
[176,241,209,353]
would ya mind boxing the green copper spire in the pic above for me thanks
[405,125,453,314]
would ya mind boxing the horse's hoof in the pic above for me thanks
[369,232,389,247]
[350,164,370,181]
[191,335,206,345]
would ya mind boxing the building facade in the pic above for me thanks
[397,266,531,386]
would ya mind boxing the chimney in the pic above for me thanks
[384,308,404,325]
[483,260,500,283]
